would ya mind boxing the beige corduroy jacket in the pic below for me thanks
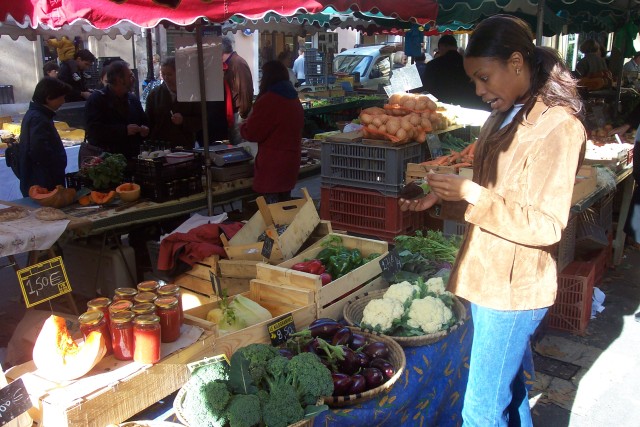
[440,97,586,310]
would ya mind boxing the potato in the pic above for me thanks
[378,125,387,134]
[415,101,427,111]
[421,118,433,131]
[372,116,383,127]
[386,118,400,135]
[403,99,416,110]
[396,128,408,141]
[360,113,373,124]
[379,114,389,124]
[410,114,422,126]
[389,94,402,105]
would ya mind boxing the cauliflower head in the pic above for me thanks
[424,277,446,295]
[383,281,419,305]
[361,298,405,333]
[407,296,453,334]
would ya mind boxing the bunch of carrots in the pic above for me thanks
[420,141,476,170]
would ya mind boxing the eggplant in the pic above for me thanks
[278,348,295,360]
[347,374,367,395]
[303,337,320,354]
[348,332,367,351]
[362,367,385,390]
[362,341,390,360]
[369,358,395,380]
[355,351,370,369]
[332,327,352,346]
[331,372,353,396]
[308,319,341,339]
[337,346,360,375]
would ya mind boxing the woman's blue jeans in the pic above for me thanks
[462,303,548,427]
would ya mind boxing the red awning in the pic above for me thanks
[1,0,438,29]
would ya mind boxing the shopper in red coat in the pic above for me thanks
[240,60,304,203]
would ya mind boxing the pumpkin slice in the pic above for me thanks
[28,185,76,209]
[90,190,116,205]
[116,183,141,202]
[32,315,107,382]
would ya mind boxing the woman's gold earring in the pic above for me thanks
[516,68,521,75]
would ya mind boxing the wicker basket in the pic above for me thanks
[342,289,468,347]
[323,327,406,408]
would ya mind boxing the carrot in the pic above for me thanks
[419,159,442,166]
[453,162,472,170]
[447,150,462,163]
[467,142,476,157]
[460,142,475,157]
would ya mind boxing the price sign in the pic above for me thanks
[379,249,402,280]
[267,313,296,346]
[261,235,274,259]
[17,256,71,308]
[0,378,31,426]
[209,271,222,296]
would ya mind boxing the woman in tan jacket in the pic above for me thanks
[400,15,586,426]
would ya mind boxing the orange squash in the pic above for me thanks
[32,315,107,382]
[90,190,116,205]
[116,182,141,202]
[78,195,92,206]
[29,185,76,208]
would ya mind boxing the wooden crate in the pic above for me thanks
[256,234,388,320]
[6,326,216,427]
[175,254,254,298]
[221,188,321,262]
[405,163,456,183]
[183,282,316,357]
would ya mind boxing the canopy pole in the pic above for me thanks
[145,28,154,82]
[614,0,634,118]
[536,0,546,46]
[195,20,213,216]
[131,34,136,71]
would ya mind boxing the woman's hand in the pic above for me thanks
[399,192,441,212]
[427,173,481,204]
[170,112,184,125]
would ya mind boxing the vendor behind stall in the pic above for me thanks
[145,57,201,149]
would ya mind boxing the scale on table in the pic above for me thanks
[194,144,254,181]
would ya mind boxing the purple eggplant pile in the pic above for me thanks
[284,318,398,397]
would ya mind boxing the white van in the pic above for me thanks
[333,45,396,89]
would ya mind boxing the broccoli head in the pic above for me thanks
[226,394,261,427]
[234,343,280,385]
[182,379,229,427]
[266,355,289,383]
[262,382,305,427]
[192,359,230,386]
[286,352,334,406]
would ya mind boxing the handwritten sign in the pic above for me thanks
[261,235,274,259]
[267,313,296,346]
[0,378,31,426]
[379,249,402,280]
[17,256,71,308]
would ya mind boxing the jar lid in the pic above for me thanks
[155,296,178,309]
[79,310,104,325]
[157,284,179,296]
[115,287,138,297]
[134,314,160,325]
[87,297,111,309]
[137,280,159,293]
[134,291,158,304]
[110,300,134,313]
[111,310,135,323]
[132,302,156,315]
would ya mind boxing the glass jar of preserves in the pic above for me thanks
[155,296,181,343]
[134,291,157,305]
[87,297,112,325]
[113,287,138,302]
[137,280,159,294]
[132,302,156,316]
[78,310,113,355]
[157,284,183,325]
[133,314,161,364]
[109,299,134,316]
[110,311,135,361]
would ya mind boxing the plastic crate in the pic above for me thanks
[443,220,467,237]
[137,172,202,202]
[306,76,337,85]
[135,156,201,179]
[320,185,424,243]
[556,214,577,272]
[577,234,612,286]
[547,261,595,335]
[593,191,614,234]
[304,49,324,61]
[321,140,425,196]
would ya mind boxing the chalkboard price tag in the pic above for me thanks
[267,313,296,346]
[209,271,222,297]
[261,235,274,259]
[17,256,71,308]
[0,378,31,426]
[379,249,402,279]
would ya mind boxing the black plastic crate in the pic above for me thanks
[137,172,203,202]
[135,155,202,179]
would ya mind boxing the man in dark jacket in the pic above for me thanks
[84,61,149,167]
[423,35,488,111]
[58,49,96,102]
[222,36,254,144]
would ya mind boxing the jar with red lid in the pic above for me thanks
[137,280,159,294]
[78,310,113,355]
[133,314,161,364]
[155,296,181,343]
[157,284,183,325]
[109,299,133,316]
[110,311,135,360]
[87,297,112,325]
[134,291,157,305]
[132,302,156,316]
[113,287,138,302]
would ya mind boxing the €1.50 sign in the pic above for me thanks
[17,256,72,308]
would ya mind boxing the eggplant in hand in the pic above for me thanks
[399,179,430,200]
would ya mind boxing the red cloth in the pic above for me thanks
[240,90,304,194]
[157,222,244,272]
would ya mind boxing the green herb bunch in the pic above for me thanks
[80,153,127,190]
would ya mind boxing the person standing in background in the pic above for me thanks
[222,35,254,145]
[18,77,72,196]
[146,57,201,149]
[293,48,306,84]
[575,39,609,78]
[58,49,96,102]
[278,50,299,87]
[43,61,60,78]
[623,52,640,86]
[400,15,586,426]
[47,36,76,62]
[240,60,303,203]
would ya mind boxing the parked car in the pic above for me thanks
[333,45,396,89]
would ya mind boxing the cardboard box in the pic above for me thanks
[572,165,598,205]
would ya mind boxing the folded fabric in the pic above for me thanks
[157,221,244,273]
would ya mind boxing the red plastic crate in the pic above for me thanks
[556,215,577,272]
[547,261,595,335]
[320,185,424,243]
